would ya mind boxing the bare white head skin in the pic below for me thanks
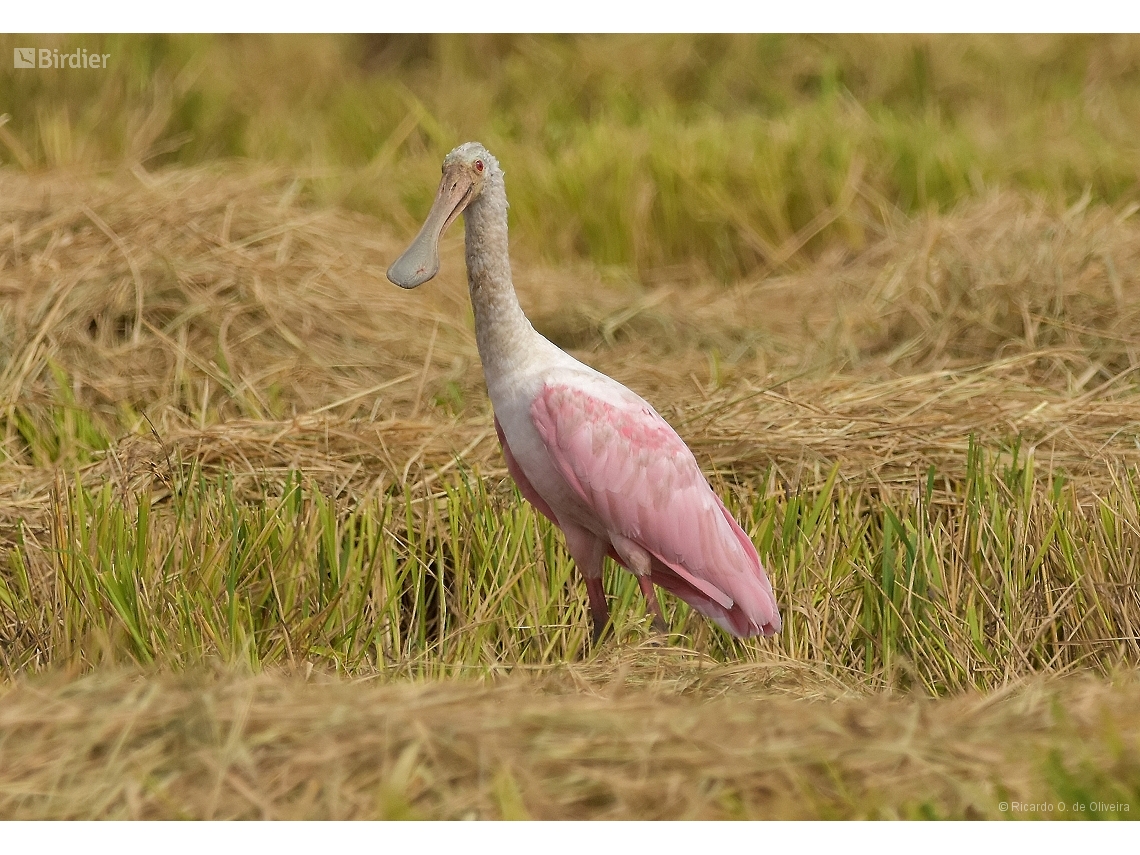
[387,142,498,289]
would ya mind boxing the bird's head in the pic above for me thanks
[387,142,497,289]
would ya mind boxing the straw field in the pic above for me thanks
[0,34,1138,819]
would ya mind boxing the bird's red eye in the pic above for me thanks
[474,160,484,173]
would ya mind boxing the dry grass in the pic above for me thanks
[0,663,1136,819]
[2,168,1140,486]
[1,164,1140,815]
[2,168,1140,516]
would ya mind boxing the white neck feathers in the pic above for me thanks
[462,167,536,374]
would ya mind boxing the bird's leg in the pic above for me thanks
[636,575,669,635]
[611,534,670,636]
[585,575,610,645]
[563,524,611,645]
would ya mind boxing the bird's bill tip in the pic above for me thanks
[386,243,439,289]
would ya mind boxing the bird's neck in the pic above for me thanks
[462,174,535,372]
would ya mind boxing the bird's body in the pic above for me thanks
[388,142,781,640]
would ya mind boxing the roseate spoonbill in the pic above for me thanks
[388,142,781,643]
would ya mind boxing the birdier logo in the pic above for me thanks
[13,47,110,69]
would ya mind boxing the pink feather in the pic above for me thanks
[524,381,781,638]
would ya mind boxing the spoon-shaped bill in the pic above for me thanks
[387,168,475,289]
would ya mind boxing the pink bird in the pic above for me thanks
[388,142,781,643]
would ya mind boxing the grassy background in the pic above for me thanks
[5,35,1140,277]
[0,34,1139,818]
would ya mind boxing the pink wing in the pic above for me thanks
[531,381,781,637]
